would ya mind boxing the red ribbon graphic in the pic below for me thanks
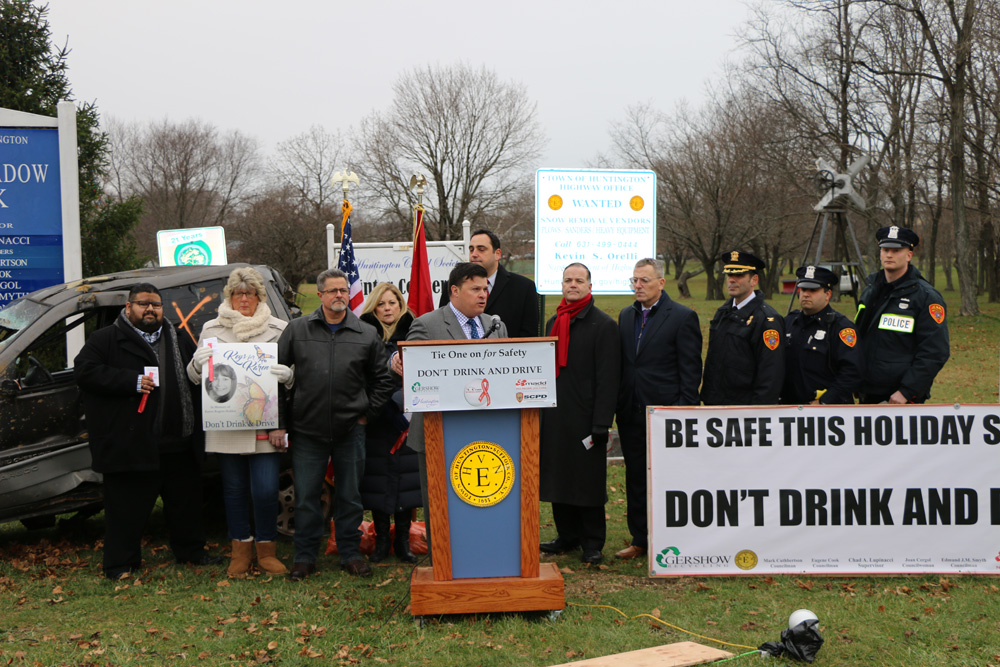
[479,379,491,406]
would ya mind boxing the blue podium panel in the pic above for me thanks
[442,409,522,579]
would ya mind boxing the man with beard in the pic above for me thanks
[701,251,785,406]
[75,283,220,580]
[272,268,394,580]
[855,226,949,403]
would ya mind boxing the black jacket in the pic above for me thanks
[701,290,785,406]
[439,263,539,337]
[358,311,420,514]
[855,266,949,402]
[617,290,702,413]
[782,304,863,404]
[540,299,621,506]
[276,308,393,440]
[74,316,196,473]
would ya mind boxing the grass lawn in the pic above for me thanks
[2,268,998,665]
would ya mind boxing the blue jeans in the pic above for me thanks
[291,423,366,564]
[217,452,281,542]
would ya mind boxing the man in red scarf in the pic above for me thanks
[539,263,620,564]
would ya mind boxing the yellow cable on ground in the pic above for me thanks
[567,602,757,651]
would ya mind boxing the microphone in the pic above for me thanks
[484,314,502,338]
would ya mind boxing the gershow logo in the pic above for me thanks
[654,546,744,569]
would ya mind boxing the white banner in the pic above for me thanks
[328,237,467,300]
[534,168,656,295]
[647,404,1000,576]
[400,339,557,412]
[201,342,278,431]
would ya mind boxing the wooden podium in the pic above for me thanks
[400,338,565,617]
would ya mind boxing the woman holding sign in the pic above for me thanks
[186,267,293,577]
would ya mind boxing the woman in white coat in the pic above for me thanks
[187,267,293,577]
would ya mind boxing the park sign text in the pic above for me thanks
[534,168,655,295]
[0,128,63,306]
[647,404,1000,576]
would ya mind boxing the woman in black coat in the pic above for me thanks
[359,283,421,562]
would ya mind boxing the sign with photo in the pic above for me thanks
[647,404,1000,576]
[201,342,278,431]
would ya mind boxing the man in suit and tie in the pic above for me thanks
[615,258,703,560]
[439,229,539,337]
[391,262,509,550]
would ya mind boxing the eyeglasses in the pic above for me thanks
[629,277,655,286]
[130,300,163,309]
[320,288,350,295]
[232,290,258,299]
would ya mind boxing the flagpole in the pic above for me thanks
[331,169,364,315]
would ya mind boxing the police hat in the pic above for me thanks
[876,225,919,249]
[795,265,837,290]
[720,250,765,275]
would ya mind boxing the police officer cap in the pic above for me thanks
[720,250,765,275]
[876,225,919,249]
[795,265,837,290]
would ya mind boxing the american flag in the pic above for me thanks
[338,200,364,315]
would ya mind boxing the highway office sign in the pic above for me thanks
[535,168,656,295]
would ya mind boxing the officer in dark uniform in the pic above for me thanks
[855,226,949,404]
[701,250,785,405]
[782,265,863,404]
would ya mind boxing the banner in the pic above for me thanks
[400,339,557,412]
[647,404,1000,576]
[201,342,278,431]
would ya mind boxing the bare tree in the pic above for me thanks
[109,118,261,256]
[271,125,347,219]
[227,187,329,293]
[354,64,546,241]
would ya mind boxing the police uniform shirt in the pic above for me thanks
[783,304,863,404]
[701,290,785,406]
[855,265,949,402]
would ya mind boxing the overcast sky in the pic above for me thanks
[46,0,751,168]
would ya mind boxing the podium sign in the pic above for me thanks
[401,338,557,412]
[402,338,565,616]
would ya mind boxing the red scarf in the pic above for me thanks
[552,294,592,377]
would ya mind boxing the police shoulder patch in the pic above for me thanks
[929,303,945,324]
[763,329,780,351]
[839,327,857,347]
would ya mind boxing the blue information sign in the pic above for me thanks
[0,127,63,305]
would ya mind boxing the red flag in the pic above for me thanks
[407,206,434,317]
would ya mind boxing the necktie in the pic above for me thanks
[469,318,480,339]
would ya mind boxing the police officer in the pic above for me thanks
[701,251,785,405]
[855,226,949,404]
[782,265,863,404]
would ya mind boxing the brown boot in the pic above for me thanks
[255,540,287,575]
[228,539,253,578]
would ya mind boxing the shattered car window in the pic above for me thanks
[0,299,48,353]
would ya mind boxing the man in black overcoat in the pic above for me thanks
[615,258,702,561]
[539,263,621,564]
[75,283,218,579]
[701,251,785,406]
[438,229,539,337]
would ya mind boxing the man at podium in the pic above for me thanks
[391,262,509,548]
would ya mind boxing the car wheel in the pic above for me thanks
[276,468,332,538]
[20,515,57,530]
